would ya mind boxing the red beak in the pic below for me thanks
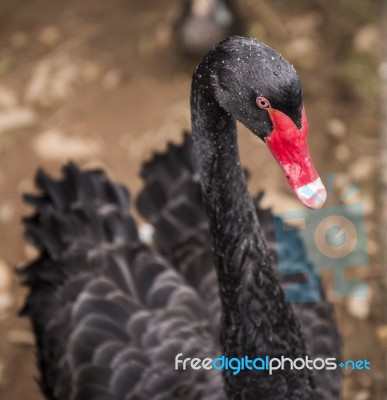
[264,107,326,209]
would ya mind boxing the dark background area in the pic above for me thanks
[0,0,385,399]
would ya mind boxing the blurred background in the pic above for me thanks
[0,0,385,399]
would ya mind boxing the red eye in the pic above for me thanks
[256,97,271,109]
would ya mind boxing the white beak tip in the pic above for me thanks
[295,178,327,209]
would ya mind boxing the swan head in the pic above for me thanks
[200,36,327,209]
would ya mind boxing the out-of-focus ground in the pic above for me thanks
[0,0,385,399]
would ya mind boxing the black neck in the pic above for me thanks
[191,67,313,398]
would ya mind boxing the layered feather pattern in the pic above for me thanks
[20,135,340,399]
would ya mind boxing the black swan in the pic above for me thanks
[174,0,244,57]
[20,36,341,399]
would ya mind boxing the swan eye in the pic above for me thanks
[256,97,271,109]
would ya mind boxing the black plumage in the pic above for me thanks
[20,36,341,399]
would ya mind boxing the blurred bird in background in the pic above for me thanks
[174,0,245,57]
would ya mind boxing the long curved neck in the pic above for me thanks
[191,68,313,398]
